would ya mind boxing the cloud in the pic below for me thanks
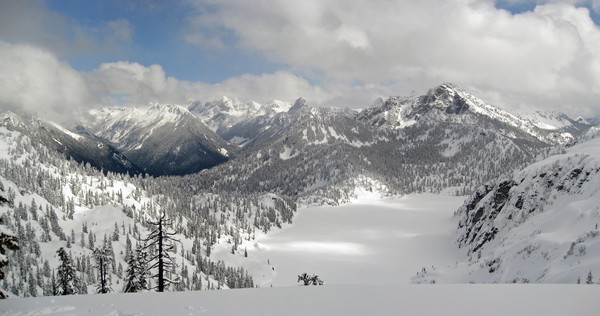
[185,0,600,115]
[2,0,599,118]
[499,0,600,13]
[86,61,185,105]
[86,62,337,106]
[105,19,134,44]
[0,41,91,123]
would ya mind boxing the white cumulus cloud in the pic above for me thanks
[0,41,91,123]
[185,0,600,115]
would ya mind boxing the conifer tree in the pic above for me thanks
[0,217,19,299]
[56,247,77,295]
[586,270,594,284]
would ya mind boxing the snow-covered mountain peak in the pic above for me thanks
[82,103,234,176]
[88,103,197,140]
[289,97,308,113]
[357,84,592,145]
[264,100,291,113]
[188,97,286,134]
[1,111,27,129]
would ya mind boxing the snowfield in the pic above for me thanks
[239,193,466,287]
[2,284,599,316]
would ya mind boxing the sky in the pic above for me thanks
[1,0,599,122]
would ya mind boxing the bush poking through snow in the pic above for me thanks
[297,273,324,285]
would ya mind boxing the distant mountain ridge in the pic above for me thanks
[170,84,594,204]
[83,103,235,176]
[357,84,589,144]
[3,83,594,184]
[1,112,142,175]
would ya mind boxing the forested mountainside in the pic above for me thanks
[177,84,589,205]
[414,128,600,284]
[0,126,294,297]
[83,104,235,176]
[1,112,141,175]
[5,84,588,206]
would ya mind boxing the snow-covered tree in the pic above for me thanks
[123,248,146,293]
[56,247,77,295]
[586,271,594,284]
[0,217,19,299]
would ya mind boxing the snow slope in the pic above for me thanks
[2,284,599,316]
[416,129,600,283]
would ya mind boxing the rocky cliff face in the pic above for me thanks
[415,129,600,283]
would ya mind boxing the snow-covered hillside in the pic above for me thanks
[0,125,295,298]
[1,112,141,175]
[415,129,600,283]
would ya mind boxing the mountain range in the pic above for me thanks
[3,83,593,181]
[1,83,599,298]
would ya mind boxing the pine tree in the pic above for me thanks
[143,212,180,292]
[0,217,19,299]
[113,222,119,241]
[27,271,38,297]
[94,246,113,293]
[50,270,59,296]
[123,252,140,293]
[56,247,77,295]
[586,270,594,284]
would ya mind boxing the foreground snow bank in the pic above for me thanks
[2,284,599,316]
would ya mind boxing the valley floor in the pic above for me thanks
[214,192,467,287]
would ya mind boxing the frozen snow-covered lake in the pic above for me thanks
[248,193,466,287]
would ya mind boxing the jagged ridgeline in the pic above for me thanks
[4,84,592,205]
[0,125,295,297]
[177,84,590,204]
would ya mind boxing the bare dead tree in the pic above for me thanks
[143,212,180,292]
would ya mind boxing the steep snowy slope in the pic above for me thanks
[84,104,236,176]
[1,112,141,175]
[415,128,600,283]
